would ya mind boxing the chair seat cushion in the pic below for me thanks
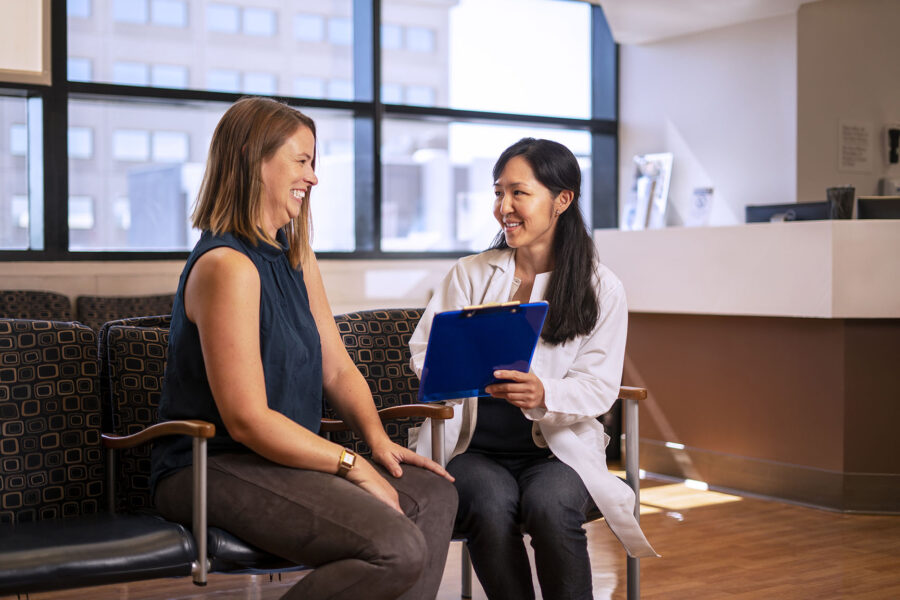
[0,514,195,594]
[208,527,305,573]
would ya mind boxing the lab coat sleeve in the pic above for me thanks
[523,279,628,427]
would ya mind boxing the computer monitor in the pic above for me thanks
[857,196,900,219]
[745,201,830,223]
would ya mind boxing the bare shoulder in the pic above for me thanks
[191,246,257,287]
[185,247,259,321]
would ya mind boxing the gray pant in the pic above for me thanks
[155,452,458,600]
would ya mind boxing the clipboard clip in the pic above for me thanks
[461,301,520,317]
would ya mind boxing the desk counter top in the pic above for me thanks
[593,220,900,319]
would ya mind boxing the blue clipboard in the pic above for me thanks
[418,301,549,403]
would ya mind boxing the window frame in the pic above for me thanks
[0,0,617,261]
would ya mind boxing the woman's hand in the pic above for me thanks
[345,456,403,514]
[486,370,546,410]
[370,438,455,482]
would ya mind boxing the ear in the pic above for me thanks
[555,189,574,216]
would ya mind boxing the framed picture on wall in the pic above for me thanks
[621,152,673,230]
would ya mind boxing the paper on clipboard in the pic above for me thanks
[418,301,549,403]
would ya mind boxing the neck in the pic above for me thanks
[513,244,553,279]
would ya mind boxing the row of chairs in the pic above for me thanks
[0,310,645,598]
[0,289,175,331]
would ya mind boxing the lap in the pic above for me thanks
[155,452,447,566]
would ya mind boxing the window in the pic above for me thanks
[405,85,435,106]
[151,64,188,88]
[381,0,591,118]
[151,0,187,28]
[381,119,592,252]
[328,17,352,45]
[5,1,614,258]
[243,8,276,36]
[207,69,240,93]
[207,4,239,33]
[9,124,27,156]
[405,27,434,53]
[67,57,92,82]
[112,62,150,86]
[381,83,402,104]
[327,79,353,101]
[68,127,93,159]
[294,13,325,42]
[152,131,189,162]
[294,76,325,98]
[112,130,151,161]
[67,0,91,19]
[382,23,402,50]
[112,0,148,24]
[243,72,276,96]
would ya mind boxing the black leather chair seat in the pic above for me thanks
[0,514,196,594]
[207,527,305,573]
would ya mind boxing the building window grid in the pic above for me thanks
[3,2,614,259]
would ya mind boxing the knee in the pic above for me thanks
[374,519,428,591]
[520,492,584,536]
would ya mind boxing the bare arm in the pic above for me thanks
[185,247,401,510]
[301,252,452,481]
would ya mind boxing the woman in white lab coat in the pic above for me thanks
[409,138,656,600]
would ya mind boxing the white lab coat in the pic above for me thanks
[408,248,657,558]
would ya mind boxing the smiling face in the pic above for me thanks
[259,124,318,238]
[493,155,564,253]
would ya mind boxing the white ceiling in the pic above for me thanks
[587,0,822,45]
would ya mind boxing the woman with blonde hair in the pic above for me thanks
[151,97,457,600]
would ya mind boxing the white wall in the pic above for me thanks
[0,259,455,316]
[618,13,798,227]
[796,0,900,201]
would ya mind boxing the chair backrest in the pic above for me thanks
[102,324,169,512]
[329,308,424,456]
[0,290,73,321]
[0,319,104,524]
[97,315,172,433]
[75,294,175,331]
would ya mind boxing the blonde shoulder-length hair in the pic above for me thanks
[192,96,317,268]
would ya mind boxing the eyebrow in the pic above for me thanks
[494,181,527,187]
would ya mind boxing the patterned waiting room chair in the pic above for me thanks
[75,293,175,331]
[0,319,197,596]
[0,289,73,321]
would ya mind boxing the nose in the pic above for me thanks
[306,171,318,186]
[498,192,513,215]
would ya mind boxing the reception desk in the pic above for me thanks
[595,221,900,513]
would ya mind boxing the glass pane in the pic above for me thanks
[68,1,354,99]
[381,119,591,252]
[68,99,354,252]
[382,0,590,118]
[0,97,32,250]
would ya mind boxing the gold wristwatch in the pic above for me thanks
[336,449,356,478]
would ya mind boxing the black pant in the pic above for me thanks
[449,452,595,600]
[155,452,457,600]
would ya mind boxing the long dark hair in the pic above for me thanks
[489,138,599,346]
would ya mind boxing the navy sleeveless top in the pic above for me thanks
[150,230,323,491]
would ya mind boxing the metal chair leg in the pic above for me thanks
[461,543,472,599]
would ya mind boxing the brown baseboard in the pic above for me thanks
[641,440,900,514]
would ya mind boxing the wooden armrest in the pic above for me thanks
[618,386,647,402]
[102,419,216,449]
[320,403,454,433]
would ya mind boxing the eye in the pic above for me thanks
[493,190,503,198]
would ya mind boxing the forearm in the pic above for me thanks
[229,407,348,474]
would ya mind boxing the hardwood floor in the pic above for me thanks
[6,473,899,599]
